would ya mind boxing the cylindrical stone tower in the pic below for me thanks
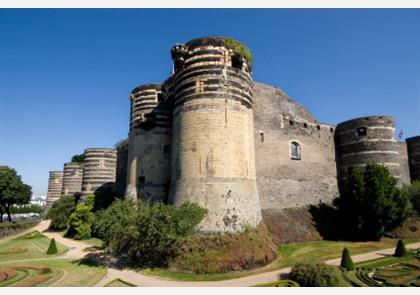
[335,115,402,184]
[81,148,117,198]
[61,162,83,196]
[45,171,63,210]
[126,84,172,202]
[168,37,262,233]
[407,135,420,182]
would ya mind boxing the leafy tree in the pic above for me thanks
[71,153,85,164]
[67,194,96,239]
[334,163,412,240]
[46,238,58,255]
[402,181,420,216]
[340,248,354,271]
[0,166,32,222]
[394,239,408,257]
[47,195,77,231]
[289,262,341,287]
[94,199,207,267]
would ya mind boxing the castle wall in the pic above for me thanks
[253,92,339,210]
[81,148,117,198]
[126,84,171,202]
[168,38,262,233]
[61,162,83,196]
[45,171,63,210]
[115,140,128,196]
[407,136,420,182]
[335,116,403,186]
[397,142,411,184]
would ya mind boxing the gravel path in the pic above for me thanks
[2,220,420,287]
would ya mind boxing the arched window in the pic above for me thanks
[290,141,301,160]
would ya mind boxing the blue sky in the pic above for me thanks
[0,9,419,196]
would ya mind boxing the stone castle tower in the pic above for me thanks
[45,171,63,211]
[61,162,83,196]
[46,36,419,236]
[167,37,262,232]
[126,84,171,202]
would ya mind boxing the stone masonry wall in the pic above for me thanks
[45,171,63,210]
[61,162,83,196]
[407,136,420,182]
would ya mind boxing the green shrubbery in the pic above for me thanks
[334,163,412,240]
[340,248,354,271]
[394,239,408,257]
[94,199,207,267]
[289,262,342,287]
[219,37,253,66]
[67,194,96,240]
[402,181,420,216]
[47,195,77,231]
[46,238,58,255]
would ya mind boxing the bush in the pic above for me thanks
[289,262,342,287]
[67,194,96,240]
[334,162,412,240]
[402,181,420,216]
[340,248,354,271]
[47,195,77,231]
[46,238,58,255]
[394,239,408,257]
[94,199,207,267]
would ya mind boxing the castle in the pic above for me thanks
[46,36,420,233]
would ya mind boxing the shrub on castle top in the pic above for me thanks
[394,239,408,257]
[333,162,412,240]
[340,248,354,271]
[94,199,207,267]
[289,262,341,287]
[47,195,77,231]
[218,37,253,66]
[70,153,85,164]
[46,238,58,255]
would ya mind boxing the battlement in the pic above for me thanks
[280,113,335,137]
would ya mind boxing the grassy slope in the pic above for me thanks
[141,238,420,281]
[0,231,67,261]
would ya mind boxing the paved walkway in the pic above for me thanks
[2,220,420,287]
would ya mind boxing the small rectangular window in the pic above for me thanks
[289,120,294,126]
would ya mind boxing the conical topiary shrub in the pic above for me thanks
[46,238,58,255]
[394,239,408,257]
[340,247,354,271]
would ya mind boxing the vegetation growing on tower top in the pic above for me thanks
[218,37,253,66]
[71,153,85,164]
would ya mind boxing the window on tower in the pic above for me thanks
[290,141,301,160]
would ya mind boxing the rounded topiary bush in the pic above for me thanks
[394,239,408,257]
[289,262,342,287]
[340,248,354,271]
[46,238,58,255]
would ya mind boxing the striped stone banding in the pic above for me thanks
[46,171,63,207]
[338,139,397,147]
[61,162,83,195]
[81,148,117,196]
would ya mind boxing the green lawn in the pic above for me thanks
[0,231,68,262]
[0,259,107,287]
[105,278,137,287]
[140,238,420,282]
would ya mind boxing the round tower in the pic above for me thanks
[61,162,83,196]
[81,148,117,198]
[126,84,171,202]
[46,171,63,209]
[335,116,401,184]
[168,37,262,233]
[406,135,420,182]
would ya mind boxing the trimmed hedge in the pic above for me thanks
[0,221,39,239]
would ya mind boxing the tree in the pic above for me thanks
[340,248,354,271]
[394,239,408,257]
[47,195,77,231]
[402,181,420,216]
[94,199,207,267]
[67,194,96,239]
[289,262,341,287]
[71,153,85,164]
[0,166,32,222]
[334,163,412,240]
[46,238,58,255]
